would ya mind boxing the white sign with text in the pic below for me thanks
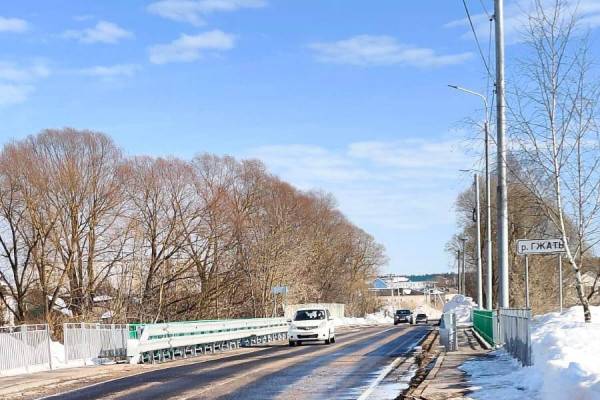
[516,238,566,255]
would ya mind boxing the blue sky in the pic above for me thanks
[1,0,599,275]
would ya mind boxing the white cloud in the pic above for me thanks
[63,21,133,44]
[0,61,50,106]
[309,35,472,68]
[0,83,34,106]
[77,64,140,78]
[446,0,600,44]
[148,0,266,26]
[149,30,235,64]
[348,139,467,169]
[245,137,475,273]
[247,137,473,225]
[0,16,29,33]
[0,61,50,82]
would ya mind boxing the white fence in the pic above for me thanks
[0,324,52,376]
[285,303,345,319]
[64,323,129,363]
[498,309,532,366]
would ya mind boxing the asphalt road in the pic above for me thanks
[43,324,430,400]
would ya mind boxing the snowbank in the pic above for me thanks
[442,294,476,324]
[333,310,393,327]
[462,306,600,400]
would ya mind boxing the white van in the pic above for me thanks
[288,307,336,346]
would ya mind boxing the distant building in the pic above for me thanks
[371,274,437,296]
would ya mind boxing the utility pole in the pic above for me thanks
[475,174,483,309]
[456,250,461,294]
[460,237,467,296]
[447,85,494,310]
[495,0,509,308]
[484,120,493,310]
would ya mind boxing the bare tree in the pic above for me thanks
[509,0,600,321]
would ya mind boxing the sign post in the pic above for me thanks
[516,238,566,311]
[525,255,529,309]
[558,256,563,312]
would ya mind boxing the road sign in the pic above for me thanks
[516,238,566,255]
[271,286,288,295]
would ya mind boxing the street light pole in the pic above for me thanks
[460,237,467,296]
[484,120,493,309]
[475,174,483,309]
[456,249,461,294]
[448,85,493,309]
[495,0,510,308]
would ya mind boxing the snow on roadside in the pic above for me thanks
[333,310,393,327]
[462,306,600,400]
[442,294,476,324]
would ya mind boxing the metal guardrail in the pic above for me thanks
[0,324,52,375]
[498,308,532,366]
[439,312,458,351]
[127,318,289,364]
[472,309,498,346]
[64,323,128,363]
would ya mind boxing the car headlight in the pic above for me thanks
[319,321,327,329]
[289,324,296,329]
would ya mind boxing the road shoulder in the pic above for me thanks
[403,328,490,400]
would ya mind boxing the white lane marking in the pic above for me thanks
[356,356,405,400]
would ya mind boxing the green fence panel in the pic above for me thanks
[472,310,496,346]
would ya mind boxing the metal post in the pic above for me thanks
[495,0,510,308]
[484,121,493,310]
[46,325,53,370]
[475,174,483,309]
[525,255,530,309]
[558,255,563,312]
[457,250,461,294]
[447,85,493,309]
[460,237,467,296]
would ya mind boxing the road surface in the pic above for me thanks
[44,324,430,400]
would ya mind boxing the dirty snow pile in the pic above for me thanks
[462,306,600,400]
[333,310,393,326]
[442,294,476,325]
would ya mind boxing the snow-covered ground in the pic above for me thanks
[462,306,600,400]
[442,294,477,325]
[333,310,393,326]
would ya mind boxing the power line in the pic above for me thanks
[462,0,493,78]
[479,0,491,18]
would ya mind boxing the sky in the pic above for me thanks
[1,0,599,275]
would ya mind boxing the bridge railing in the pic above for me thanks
[127,318,289,363]
[472,309,498,346]
[439,312,458,351]
[498,308,532,366]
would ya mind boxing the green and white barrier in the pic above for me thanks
[127,318,289,364]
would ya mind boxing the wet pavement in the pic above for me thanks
[41,324,431,400]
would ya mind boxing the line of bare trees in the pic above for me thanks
[0,129,386,327]
[449,0,600,320]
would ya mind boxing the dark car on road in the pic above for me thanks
[394,309,413,325]
[414,313,428,324]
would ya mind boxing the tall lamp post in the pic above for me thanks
[459,237,467,296]
[449,85,493,310]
